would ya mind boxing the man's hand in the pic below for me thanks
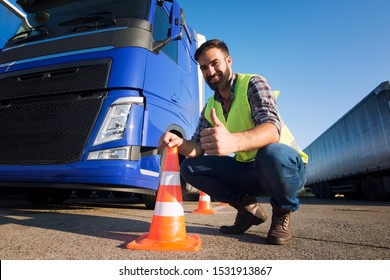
[200,108,237,156]
[158,132,184,149]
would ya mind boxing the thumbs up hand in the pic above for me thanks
[200,108,237,156]
[209,107,224,127]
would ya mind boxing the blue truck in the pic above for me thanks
[0,0,205,208]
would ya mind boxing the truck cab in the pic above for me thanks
[0,0,204,208]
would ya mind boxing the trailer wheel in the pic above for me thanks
[362,176,381,201]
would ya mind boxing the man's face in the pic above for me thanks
[198,48,232,92]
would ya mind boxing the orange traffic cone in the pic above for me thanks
[126,147,201,251]
[192,192,216,214]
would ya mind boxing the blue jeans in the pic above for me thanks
[181,143,306,211]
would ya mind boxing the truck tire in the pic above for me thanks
[141,194,156,210]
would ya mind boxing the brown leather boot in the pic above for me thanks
[220,195,268,234]
[267,206,293,245]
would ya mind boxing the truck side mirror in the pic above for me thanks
[169,0,181,41]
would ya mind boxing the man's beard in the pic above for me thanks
[206,68,231,92]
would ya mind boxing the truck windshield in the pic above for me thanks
[23,0,150,32]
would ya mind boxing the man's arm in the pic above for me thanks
[159,132,204,158]
[199,108,280,156]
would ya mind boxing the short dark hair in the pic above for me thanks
[194,39,230,61]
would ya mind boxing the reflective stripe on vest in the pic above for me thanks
[205,73,308,164]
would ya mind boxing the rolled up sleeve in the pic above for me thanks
[247,75,281,134]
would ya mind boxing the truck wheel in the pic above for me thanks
[362,176,381,201]
[141,194,156,210]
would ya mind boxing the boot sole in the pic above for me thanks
[267,236,292,245]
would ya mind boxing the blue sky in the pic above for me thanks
[180,0,390,149]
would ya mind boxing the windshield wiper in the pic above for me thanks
[8,25,49,44]
[59,12,117,32]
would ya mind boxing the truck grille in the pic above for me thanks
[0,92,105,164]
[0,62,110,164]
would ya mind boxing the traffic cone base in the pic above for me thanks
[219,202,229,207]
[192,208,216,214]
[126,233,201,252]
[126,212,201,251]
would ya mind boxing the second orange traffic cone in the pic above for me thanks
[126,147,201,251]
[192,192,216,214]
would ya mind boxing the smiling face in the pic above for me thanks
[197,47,233,94]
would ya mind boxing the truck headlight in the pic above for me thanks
[93,97,143,146]
[87,147,129,160]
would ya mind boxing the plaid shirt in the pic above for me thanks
[191,73,281,145]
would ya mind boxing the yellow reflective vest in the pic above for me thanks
[205,73,309,164]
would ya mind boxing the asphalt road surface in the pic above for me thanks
[0,192,389,260]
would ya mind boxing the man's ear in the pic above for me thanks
[226,55,232,66]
